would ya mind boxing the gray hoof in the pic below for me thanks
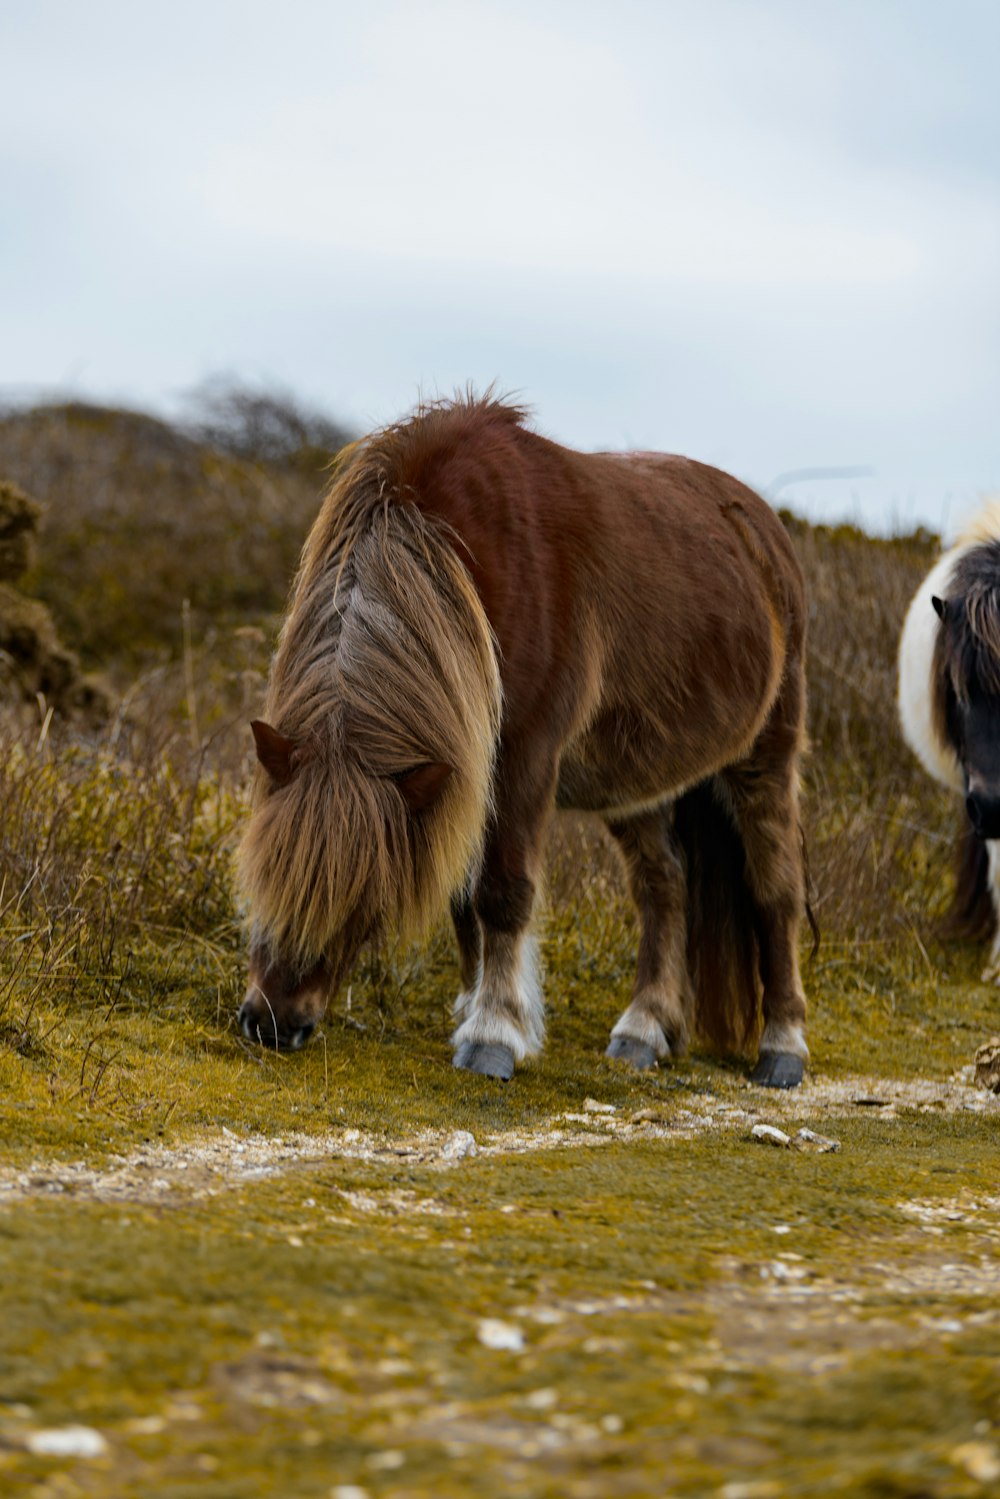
[605,1035,659,1070]
[453,1041,515,1080]
[751,1051,805,1089]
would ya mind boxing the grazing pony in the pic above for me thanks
[898,500,1000,977]
[237,397,811,1087]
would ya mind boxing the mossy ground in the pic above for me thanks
[2,911,1000,1498]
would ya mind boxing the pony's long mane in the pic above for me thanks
[932,539,1000,747]
[236,399,507,971]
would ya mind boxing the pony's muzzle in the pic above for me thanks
[237,996,315,1051]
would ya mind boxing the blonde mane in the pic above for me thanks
[236,419,503,972]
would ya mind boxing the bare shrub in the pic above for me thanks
[185,377,355,470]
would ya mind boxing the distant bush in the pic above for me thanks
[185,378,355,471]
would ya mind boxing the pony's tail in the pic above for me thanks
[945,821,995,942]
[673,781,761,1056]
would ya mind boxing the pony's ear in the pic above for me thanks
[395,762,452,814]
[931,595,948,621]
[251,719,301,786]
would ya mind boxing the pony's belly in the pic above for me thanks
[555,740,711,816]
[555,691,769,816]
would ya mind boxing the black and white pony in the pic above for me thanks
[898,501,1000,977]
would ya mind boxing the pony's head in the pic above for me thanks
[933,547,1000,839]
[237,718,456,1049]
[234,451,502,1051]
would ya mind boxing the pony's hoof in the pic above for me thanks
[605,1036,658,1070]
[453,1041,515,1080]
[751,1051,804,1089]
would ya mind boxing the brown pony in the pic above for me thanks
[237,396,810,1087]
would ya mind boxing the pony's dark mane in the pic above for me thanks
[932,539,1000,744]
[929,538,1000,942]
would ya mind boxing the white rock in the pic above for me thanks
[583,1098,616,1114]
[951,1441,1000,1483]
[441,1130,477,1160]
[525,1387,558,1410]
[751,1124,791,1147]
[794,1127,841,1153]
[477,1317,525,1352]
[26,1425,108,1458]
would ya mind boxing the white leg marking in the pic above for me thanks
[609,1005,672,1059]
[452,932,545,1060]
[759,1019,810,1062]
[981,842,1000,982]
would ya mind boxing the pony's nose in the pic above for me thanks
[966,791,1000,840]
[238,997,272,1043]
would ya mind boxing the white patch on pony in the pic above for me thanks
[452,931,544,1060]
[981,841,1000,984]
[609,1005,672,1058]
[452,983,478,1021]
[897,545,966,793]
[758,1019,810,1062]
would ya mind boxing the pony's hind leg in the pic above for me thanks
[722,719,809,1089]
[604,807,692,1071]
[452,760,551,1081]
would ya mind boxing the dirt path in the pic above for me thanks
[2,1068,995,1206]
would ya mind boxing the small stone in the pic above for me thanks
[331,1488,370,1499]
[974,1039,1000,1093]
[525,1387,558,1410]
[583,1099,616,1114]
[718,1483,782,1499]
[441,1130,477,1160]
[750,1124,791,1148]
[26,1425,108,1458]
[477,1318,525,1352]
[951,1440,1000,1483]
[793,1128,841,1153]
[123,1416,167,1435]
[366,1449,404,1471]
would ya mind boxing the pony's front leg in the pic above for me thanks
[452,767,551,1080]
[604,809,691,1071]
[980,842,1000,983]
[450,890,482,1021]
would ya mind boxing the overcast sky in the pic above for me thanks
[2,0,998,532]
